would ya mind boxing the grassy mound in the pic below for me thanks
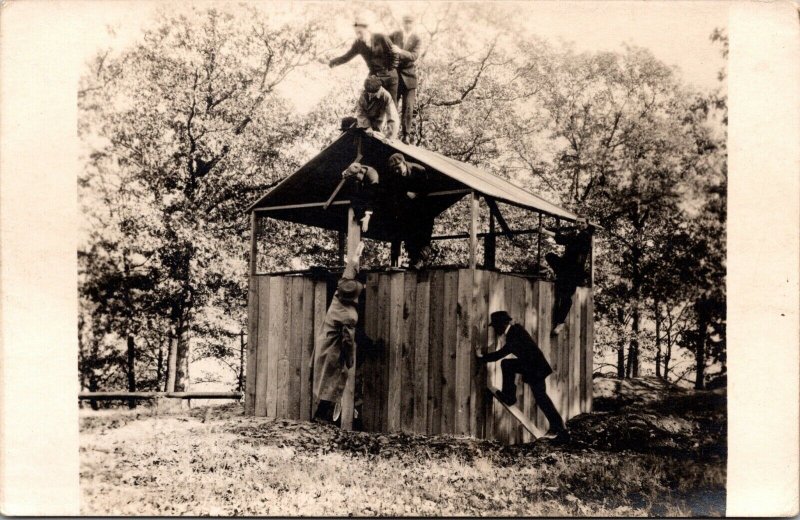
[80,376,725,516]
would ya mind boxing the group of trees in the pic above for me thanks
[78,4,726,398]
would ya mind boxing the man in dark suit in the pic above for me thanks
[477,310,569,441]
[389,15,421,143]
[386,153,434,268]
[546,217,594,335]
[330,15,399,103]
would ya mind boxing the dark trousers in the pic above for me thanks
[397,81,416,139]
[404,215,433,265]
[501,358,565,432]
[376,73,398,104]
[546,252,578,327]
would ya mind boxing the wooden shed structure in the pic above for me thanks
[244,130,594,444]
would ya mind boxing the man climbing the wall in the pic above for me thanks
[353,76,399,141]
[312,241,367,424]
[389,14,421,143]
[546,216,594,336]
[476,310,570,442]
[329,15,399,103]
[386,153,434,269]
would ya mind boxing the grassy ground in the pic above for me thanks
[80,376,726,516]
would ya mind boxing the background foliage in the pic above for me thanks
[78,3,726,397]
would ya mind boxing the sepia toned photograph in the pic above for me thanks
[74,1,731,516]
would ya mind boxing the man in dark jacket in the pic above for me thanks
[387,153,433,268]
[546,217,594,335]
[342,162,380,233]
[329,15,399,103]
[477,310,569,441]
[389,15,421,143]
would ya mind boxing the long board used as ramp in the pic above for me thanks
[487,384,547,439]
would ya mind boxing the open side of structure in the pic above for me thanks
[244,130,595,444]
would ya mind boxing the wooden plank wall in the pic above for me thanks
[245,270,595,445]
[248,275,330,420]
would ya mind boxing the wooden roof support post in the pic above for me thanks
[390,241,401,267]
[469,191,479,270]
[249,211,258,277]
[590,233,595,288]
[340,206,361,430]
[337,229,345,265]
[484,210,496,270]
[536,212,543,269]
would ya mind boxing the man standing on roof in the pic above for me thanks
[355,76,399,141]
[477,311,570,442]
[389,15,421,144]
[546,217,594,335]
[342,161,380,232]
[387,153,434,269]
[329,15,399,103]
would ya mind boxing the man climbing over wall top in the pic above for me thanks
[329,14,399,103]
[546,216,594,336]
[342,161,380,233]
[386,152,434,269]
[389,14,422,143]
[477,310,570,443]
[354,76,399,141]
[312,241,367,424]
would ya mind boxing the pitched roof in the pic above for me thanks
[246,131,577,241]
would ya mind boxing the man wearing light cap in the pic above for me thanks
[390,15,422,143]
[329,15,399,103]
[312,242,367,424]
[355,76,399,140]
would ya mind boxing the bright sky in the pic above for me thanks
[71,0,728,113]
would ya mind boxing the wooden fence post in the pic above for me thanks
[469,192,479,270]
[484,211,496,270]
[341,206,361,429]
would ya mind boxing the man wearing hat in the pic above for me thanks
[312,242,366,423]
[355,76,399,140]
[386,153,434,269]
[342,161,380,232]
[389,15,422,143]
[546,217,594,335]
[329,15,399,103]
[477,310,569,442]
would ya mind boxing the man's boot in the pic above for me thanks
[313,400,335,424]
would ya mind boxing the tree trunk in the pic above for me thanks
[654,301,662,379]
[625,346,632,378]
[630,304,640,378]
[126,335,136,409]
[616,308,625,379]
[165,329,175,392]
[664,311,673,381]
[157,340,164,388]
[238,330,245,392]
[89,335,100,410]
[174,316,191,392]
[695,301,708,390]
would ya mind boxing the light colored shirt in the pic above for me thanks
[355,87,399,139]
